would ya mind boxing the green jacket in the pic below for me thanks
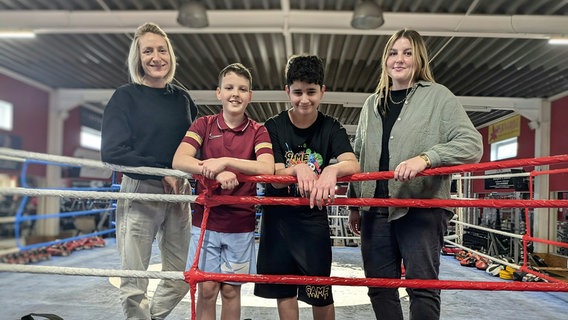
[348,81,483,220]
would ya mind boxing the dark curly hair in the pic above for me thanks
[285,54,324,87]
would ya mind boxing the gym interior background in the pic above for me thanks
[1,0,568,281]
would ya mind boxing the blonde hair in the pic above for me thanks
[375,29,435,114]
[127,22,177,84]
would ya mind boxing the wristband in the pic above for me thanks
[419,153,431,168]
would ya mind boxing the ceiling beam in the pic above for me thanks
[1,10,566,39]
[55,88,542,112]
[0,66,53,92]
[52,88,546,136]
[548,90,568,102]
[51,87,544,135]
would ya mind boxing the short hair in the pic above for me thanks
[375,28,435,95]
[285,54,324,87]
[127,22,177,84]
[218,63,253,88]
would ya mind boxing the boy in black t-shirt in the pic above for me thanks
[254,54,360,320]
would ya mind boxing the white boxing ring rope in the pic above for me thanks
[441,241,520,270]
[0,147,197,280]
[444,219,525,270]
[455,172,530,180]
[451,220,523,240]
[0,187,198,203]
[0,263,184,280]
[0,147,191,179]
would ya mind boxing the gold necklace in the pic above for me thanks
[388,90,407,105]
[388,94,405,105]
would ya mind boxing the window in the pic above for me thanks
[80,126,101,151]
[0,100,13,130]
[490,137,517,161]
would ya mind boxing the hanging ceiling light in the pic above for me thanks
[177,1,209,28]
[351,1,384,30]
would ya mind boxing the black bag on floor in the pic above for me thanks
[21,313,64,320]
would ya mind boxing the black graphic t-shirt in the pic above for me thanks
[264,110,353,200]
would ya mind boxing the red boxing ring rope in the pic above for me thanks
[184,154,568,319]
[238,154,568,184]
[186,269,567,291]
[197,195,568,209]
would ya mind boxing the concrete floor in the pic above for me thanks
[1,239,567,320]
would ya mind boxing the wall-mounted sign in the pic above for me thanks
[488,114,521,144]
[484,168,527,191]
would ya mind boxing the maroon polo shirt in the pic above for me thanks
[182,111,273,232]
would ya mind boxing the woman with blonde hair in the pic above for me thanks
[101,22,197,319]
[348,29,483,320]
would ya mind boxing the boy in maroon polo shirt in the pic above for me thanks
[173,63,274,320]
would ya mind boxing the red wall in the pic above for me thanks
[0,74,49,176]
[0,74,86,179]
[549,96,568,192]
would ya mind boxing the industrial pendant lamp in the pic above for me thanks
[351,1,384,30]
[177,1,209,28]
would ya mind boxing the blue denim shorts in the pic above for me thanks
[188,226,256,284]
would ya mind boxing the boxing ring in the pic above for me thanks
[1,147,568,319]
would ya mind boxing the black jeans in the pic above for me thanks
[360,208,449,320]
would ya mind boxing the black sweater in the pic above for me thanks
[101,83,197,180]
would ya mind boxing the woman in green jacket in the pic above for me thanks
[348,29,483,320]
